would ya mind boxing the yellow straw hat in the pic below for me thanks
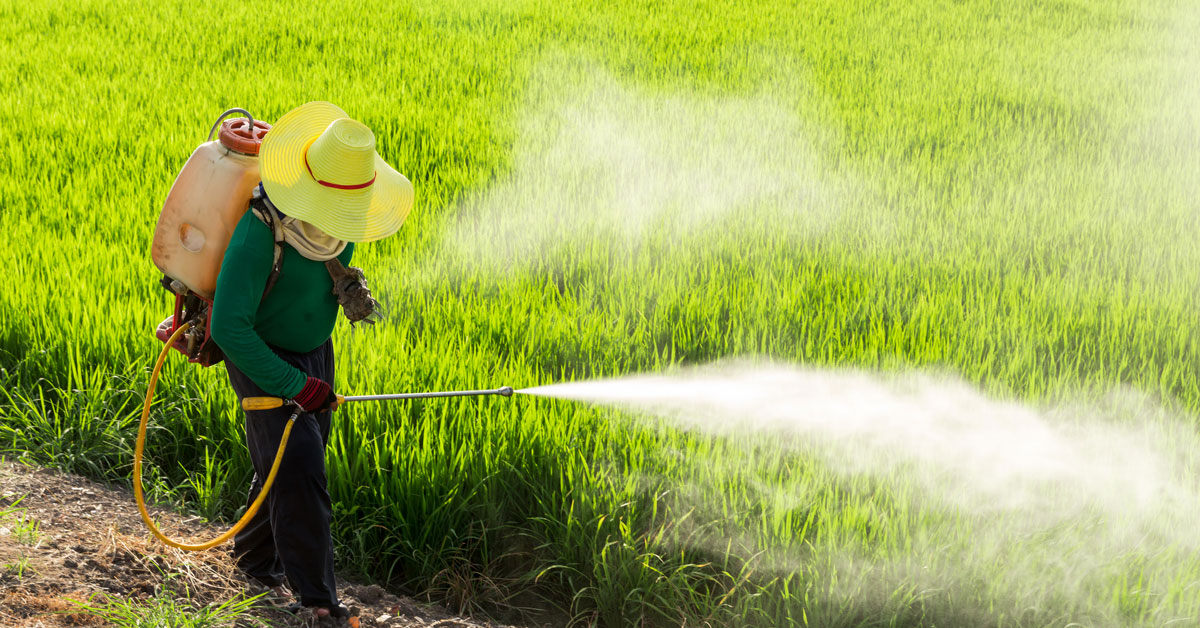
[259,101,414,242]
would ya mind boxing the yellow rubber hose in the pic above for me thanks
[135,321,296,551]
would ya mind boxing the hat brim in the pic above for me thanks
[259,101,414,243]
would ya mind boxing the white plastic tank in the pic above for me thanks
[151,113,271,298]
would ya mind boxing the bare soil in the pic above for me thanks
[0,461,522,628]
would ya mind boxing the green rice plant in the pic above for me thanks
[182,447,233,523]
[69,581,266,628]
[1,496,39,583]
[9,511,40,546]
[0,494,24,518]
[66,561,267,628]
[1,497,41,546]
[3,555,33,580]
[2,0,1199,625]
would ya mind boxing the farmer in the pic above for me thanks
[210,101,414,621]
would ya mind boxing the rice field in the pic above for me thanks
[2,0,1200,625]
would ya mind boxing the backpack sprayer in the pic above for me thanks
[139,109,512,551]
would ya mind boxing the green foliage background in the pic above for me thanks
[1,0,1198,625]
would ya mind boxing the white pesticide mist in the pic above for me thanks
[523,364,1200,622]
[523,364,1199,534]
[410,59,859,282]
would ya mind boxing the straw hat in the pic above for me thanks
[259,101,414,242]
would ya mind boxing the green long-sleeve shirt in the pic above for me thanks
[210,209,354,398]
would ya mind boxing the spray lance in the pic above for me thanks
[240,386,514,412]
[138,108,515,552]
[139,323,514,552]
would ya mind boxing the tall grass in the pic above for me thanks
[2,0,1199,625]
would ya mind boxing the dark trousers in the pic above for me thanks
[224,339,340,608]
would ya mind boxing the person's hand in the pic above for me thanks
[293,377,335,412]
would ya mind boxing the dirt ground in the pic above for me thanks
[0,461,521,628]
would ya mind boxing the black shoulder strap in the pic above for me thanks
[249,189,285,299]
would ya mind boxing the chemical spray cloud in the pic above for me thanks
[524,363,1200,541]
[524,363,1200,624]
[417,59,860,281]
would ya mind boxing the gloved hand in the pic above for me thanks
[293,377,335,412]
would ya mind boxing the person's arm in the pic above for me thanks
[210,213,307,399]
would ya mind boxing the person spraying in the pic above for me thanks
[142,102,509,622]
[209,101,413,622]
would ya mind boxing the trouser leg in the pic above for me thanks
[227,363,285,587]
[265,403,338,607]
[225,340,339,607]
[232,469,284,586]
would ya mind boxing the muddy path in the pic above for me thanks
[0,461,525,628]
